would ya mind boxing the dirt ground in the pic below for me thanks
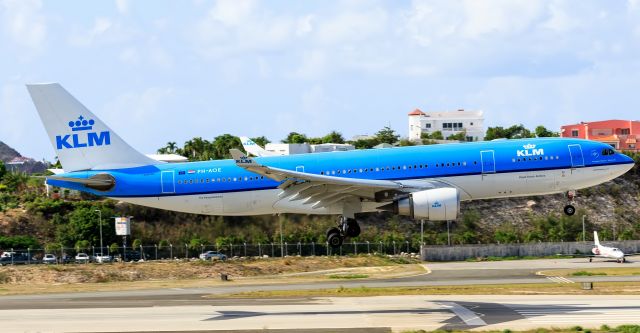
[0,255,417,285]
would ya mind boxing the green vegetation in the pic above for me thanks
[327,274,369,279]
[572,271,607,277]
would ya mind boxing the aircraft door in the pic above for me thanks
[568,144,584,168]
[161,170,175,193]
[480,150,496,174]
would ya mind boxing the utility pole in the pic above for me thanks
[582,215,586,243]
[279,215,284,258]
[95,209,103,255]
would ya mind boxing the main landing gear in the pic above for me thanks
[563,190,576,216]
[326,216,361,249]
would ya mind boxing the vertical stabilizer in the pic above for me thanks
[27,83,160,172]
[240,136,279,157]
[594,231,600,246]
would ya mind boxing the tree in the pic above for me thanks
[56,207,116,247]
[282,132,308,144]
[535,125,559,137]
[75,239,91,251]
[132,239,142,249]
[485,124,535,140]
[0,161,5,181]
[397,139,415,146]
[211,134,243,159]
[109,243,120,254]
[430,131,444,140]
[485,126,508,140]
[375,126,399,144]
[322,131,345,144]
[250,136,270,147]
[446,129,467,142]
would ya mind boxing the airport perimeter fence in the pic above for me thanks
[420,240,640,261]
[0,240,422,264]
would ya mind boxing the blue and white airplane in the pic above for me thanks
[27,83,635,248]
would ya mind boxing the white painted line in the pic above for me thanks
[439,302,487,326]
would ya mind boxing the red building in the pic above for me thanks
[560,120,640,151]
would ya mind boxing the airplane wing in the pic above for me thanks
[230,149,437,209]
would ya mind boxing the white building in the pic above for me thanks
[408,108,484,142]
[265,143,355,155]
[265,143,311,155]
[310,143,355,153]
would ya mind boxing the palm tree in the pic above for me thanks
[166,141,177,153]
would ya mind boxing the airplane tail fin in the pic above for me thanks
[240,136,278,157]
[27,83,160,172]
[594,231,600,246]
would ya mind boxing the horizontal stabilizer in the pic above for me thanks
[48,174,115,191]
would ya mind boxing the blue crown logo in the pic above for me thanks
[67,115,95,132]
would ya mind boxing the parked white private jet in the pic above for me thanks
[585,231,638,263]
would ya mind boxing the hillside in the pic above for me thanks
[0,141,20,162]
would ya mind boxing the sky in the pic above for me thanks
[2,0,640,161]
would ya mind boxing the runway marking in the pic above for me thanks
[438,302,487,326]
[546,276,574,284]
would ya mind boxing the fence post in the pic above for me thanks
[11,248,14,265]
[284,242,288,256]
[379,241,382,253]
[155,244,158,260]
[393,241,396,255]
[326,242,329,256]
[185,244,188,259]
[312,242,315,256]
[271,243,274,257]
[27,248,31,265]
[244,242,247,257]
[92,246,95,258]
[297,242,301,255]
[230,244,234,257]
[353,240,357,255]
[406,240,410,253]
[170,244,173,259]
[366,241,370,254]
[258,243,262,257]
[140,244,144,260]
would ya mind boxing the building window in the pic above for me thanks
[629,144,636,149]
[425,123,431,128]
[621,128,630,135]
[571,130,579,137]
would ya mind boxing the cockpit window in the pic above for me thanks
[613,248,619,251]
[601,148,616,156]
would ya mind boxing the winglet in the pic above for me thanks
[230,149,259,167]
[594,231,600,246]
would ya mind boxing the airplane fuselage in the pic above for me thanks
[47,138,634,216]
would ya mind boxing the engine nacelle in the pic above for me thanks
[389,188,459,220]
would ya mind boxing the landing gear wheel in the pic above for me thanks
[327,228,344,249]
[343,218,361,238]
[326,227,341,240]
[623,257,626,263]
[563,204,576,216]
[589,257,592,262]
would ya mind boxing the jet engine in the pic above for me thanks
[381,188,459,220]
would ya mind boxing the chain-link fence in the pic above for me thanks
[0,240,420,264]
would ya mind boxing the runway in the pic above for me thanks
[1,258,639,332]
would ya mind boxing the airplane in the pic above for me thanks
[586,231,637,263]
[240,136,279,157]
[27,83,636,248]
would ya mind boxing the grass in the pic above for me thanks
[571,271,607,277]
[327,274,369,279]
[399,326,640,333]
[541,267,640,277]
[465,255,575,262]
[214,281,640,298]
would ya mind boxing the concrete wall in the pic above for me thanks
[420,240,640,261]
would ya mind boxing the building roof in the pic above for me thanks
[408,108,426,116]
[145,154,189,163]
